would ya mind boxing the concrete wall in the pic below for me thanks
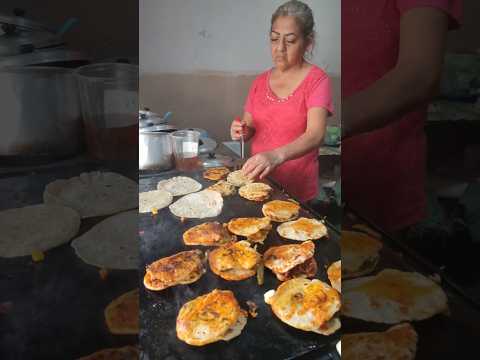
[139,0,341,141]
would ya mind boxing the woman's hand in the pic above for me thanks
[230,117,245,141]
[242,150,285,180]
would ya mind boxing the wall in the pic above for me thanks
[139,0,341,141]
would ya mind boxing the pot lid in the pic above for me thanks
[0,48,88,67]
[200,153,234,168]
[199,137,217,154]
[139,124,177,133]
[0,10,53,32]
[0,10,78,57]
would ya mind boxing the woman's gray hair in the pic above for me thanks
[271,0,316,50]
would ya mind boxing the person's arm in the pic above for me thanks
[242,107,327,180]
[342,7,449,138]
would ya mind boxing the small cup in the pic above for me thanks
[170,130,201,171]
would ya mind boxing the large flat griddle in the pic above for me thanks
[342,211,480,358]
[139,169,341,360]
[0,163,138,360]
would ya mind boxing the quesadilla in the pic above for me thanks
[342,323,418,360]
[203,167,230,181]
[264,241,317,281]
[176,289,248,346]
[341,230,382,279]
[264,278,341,335]
[262,200,300,222]
[239,182,272,202]
[227,217,271,237]
[277,217,328,241]
[226,170,253,187]
[183,222,236,246]
[209,241,261,281]
[342,269,448,323]
[144,250,206,291]
[104,289,139,334]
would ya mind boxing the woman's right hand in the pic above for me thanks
[230,117,245,141]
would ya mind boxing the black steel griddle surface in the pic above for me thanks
[342,214,480,358]
[0,163,138,360]
[139,170,341,360]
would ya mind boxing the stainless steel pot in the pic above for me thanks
[0,66,83,158]
[139,125,177,170]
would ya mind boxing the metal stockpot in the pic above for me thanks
[139,125,177,170]
[0,66,83,159]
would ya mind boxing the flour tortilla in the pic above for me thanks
[0,204,81,258]
[169,190,223,219]
[157,176,202,196]
[71,210,138,269]
[139,189,173,213]
[43,171,138,218]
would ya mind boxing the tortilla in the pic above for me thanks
[262,200,300,222]
[169,190,223,219]
[176,289,247,346]
[43,171,138,218]
[208,180,236,197]
[139,189,173,213]
[264,278,341,334]
[277,217,328,241]
[157,176,202,196]
[203,167,230,181]
[226,170,253,187]
[0,204,81,258]
[77,345,139,360]
[239,182,272,202]
[342,230,382,279]
[104,289,139,334]
[227,217,271,237]
[327,260,341,292]
[342,323,418,360]
[71,210,138,270]
[342,269,448,323]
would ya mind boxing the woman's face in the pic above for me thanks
[270,16,310,71]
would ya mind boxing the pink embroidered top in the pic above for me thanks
[244,65,333,202]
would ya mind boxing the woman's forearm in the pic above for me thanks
[274,131,324,163]
[342,65,439,138]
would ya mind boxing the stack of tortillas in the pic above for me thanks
[43,171,138,218]
[157,176,202,196]
[169,190,223,219]
[71,210,138,269]
[0,204,81,257]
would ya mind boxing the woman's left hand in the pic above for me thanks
[241,150,284,180]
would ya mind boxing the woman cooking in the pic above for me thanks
[230,0,333,203]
